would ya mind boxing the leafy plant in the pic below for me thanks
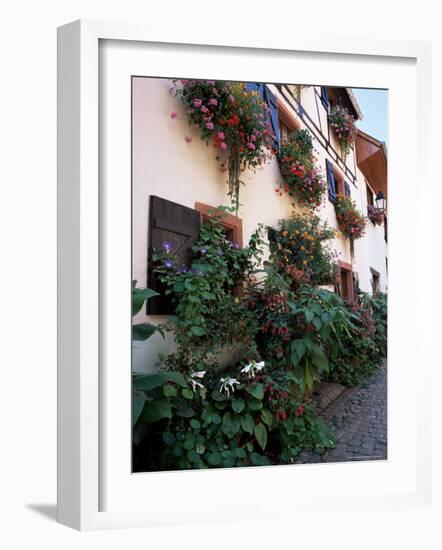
[269,213,337,287]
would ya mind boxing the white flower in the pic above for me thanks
[219,377,240,397]
[192,371,206,379]
[240,360,265,378]
[188,371,206,392]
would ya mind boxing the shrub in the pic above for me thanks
[269,213,337,287]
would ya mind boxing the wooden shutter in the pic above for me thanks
[264,85,280,149]
[326,159,337,203]
[333,264,342,297]
[352,271,360,302]
[147,196,201,315]
[321,86,330,112]
[345,181,351,197]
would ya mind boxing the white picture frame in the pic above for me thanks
[57,19,433,531]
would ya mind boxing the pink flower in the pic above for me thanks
[194,98,202,108]
[208,98,218,106]
[170,112,178,119]
[206,122,214,130]
[247,142,256,150]
[201,105,209,113]
[220,142,227,150]
[185,136,192,143]
[217,131,225,140]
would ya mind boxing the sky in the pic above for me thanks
[351,88,388,145]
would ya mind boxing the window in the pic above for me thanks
[277,99,301,144]
[326,160,348,203]
[195,203,244,297]
[194,203,243,247]
[147,196,201,315]
[370,267,381,296]
[334,261,355,303]
[245,82,280,149]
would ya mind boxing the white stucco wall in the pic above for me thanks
[132,77,387,373]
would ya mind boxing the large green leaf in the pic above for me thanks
[221,412,241,439]
[232,398,245,414]
[132,287,159,316]
[133,371,188,391]
[132,322,163,341]
[132,394,145,426]
[310,343,329,372]
[253,422,268,451]
[245,383,264,400]
[304,364,314,390]
[260,408,273,427]
[140,399,172,423]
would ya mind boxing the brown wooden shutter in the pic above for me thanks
[147,196,201,315]
[333,264,342,297]
[353,271,360,302]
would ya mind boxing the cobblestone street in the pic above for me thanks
[297,362,387,464]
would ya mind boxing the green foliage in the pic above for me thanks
[133,361,335,472]
[133,214,387,471]
[152,212,265,373]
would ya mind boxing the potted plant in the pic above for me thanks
[328,105,356,156]
[276,129,325,209]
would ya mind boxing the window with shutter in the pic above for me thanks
[246,83,280,149]
[335,261,354,303]
[264,85,280,149]
[320,86,330,113]
[326,159,337,203]
[370,267,381,296]
[147,196,201,315]
[345,181,351,197]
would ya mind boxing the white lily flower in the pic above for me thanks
[219,377,240,397]
[240,360,265,378]
[192,371,206,379]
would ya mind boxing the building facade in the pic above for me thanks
[132,77,388,372]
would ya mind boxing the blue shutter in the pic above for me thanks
[245,82,264,99]
[345,181,351,197]
[264,85,280,149]
[326,159,336,203]
[321,86,330,113]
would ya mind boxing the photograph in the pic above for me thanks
[131,77,388,472]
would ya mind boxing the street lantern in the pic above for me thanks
[375,191,386,212]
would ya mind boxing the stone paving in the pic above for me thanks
[296,362,387,464]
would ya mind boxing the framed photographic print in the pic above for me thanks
[57,19,432,530]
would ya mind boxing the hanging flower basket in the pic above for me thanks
[172,79,275,212]
[276,129,325,210]
[328,106,356,156]
[367,205,384,226]
[334,194,366,240]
